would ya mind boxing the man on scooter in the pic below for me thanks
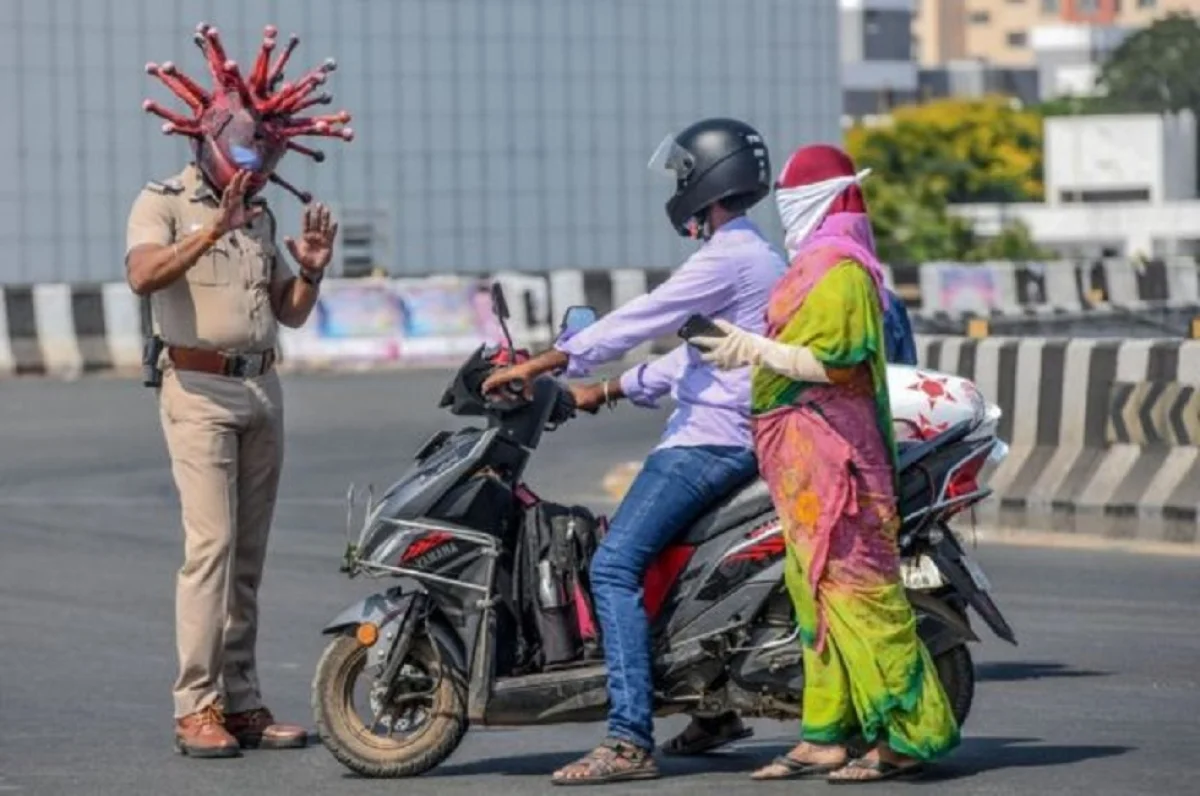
[481,117,786,784]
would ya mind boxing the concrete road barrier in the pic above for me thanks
[4,272,1197,547]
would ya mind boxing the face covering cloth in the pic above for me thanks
[775,168,871,261]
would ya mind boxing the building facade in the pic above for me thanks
[914,0,1200,67]
[0,0,840,285]
[842,0,920,118]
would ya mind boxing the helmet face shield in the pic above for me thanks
[193,101,288,195]
[647,134,696,182]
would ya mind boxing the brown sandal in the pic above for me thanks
[551,739,661,786]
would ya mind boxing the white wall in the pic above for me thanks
[1044,112,1197,205]
[952,201,1200,258]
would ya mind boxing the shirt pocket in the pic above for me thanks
[187,241,234,286]
[248,239,275,287]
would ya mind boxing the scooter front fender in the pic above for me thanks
[322,585,417,636]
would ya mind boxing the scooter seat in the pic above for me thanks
[896,419,975,473]
[680,476,775,546]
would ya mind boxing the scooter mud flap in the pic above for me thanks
[908,590,978,658]
[931,535,1018,645]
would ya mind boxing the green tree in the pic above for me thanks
[844,96,1050,265]
[1094,12,1200,115]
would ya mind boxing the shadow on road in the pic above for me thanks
[420,734,1132,781]
[976,661,1112,682]
[920,735,1134,781]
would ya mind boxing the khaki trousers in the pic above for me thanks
[158,366,284,718]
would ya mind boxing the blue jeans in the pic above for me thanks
[589,444,759,751]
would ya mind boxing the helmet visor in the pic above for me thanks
[647,134,696,181]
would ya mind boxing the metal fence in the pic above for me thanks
[0,0,840,285]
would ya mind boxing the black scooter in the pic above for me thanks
[311,284,1015,778]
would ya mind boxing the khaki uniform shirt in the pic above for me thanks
[124,163,295,354]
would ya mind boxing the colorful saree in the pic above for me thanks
[750,213,960,761]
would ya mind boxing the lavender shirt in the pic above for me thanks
[555,216,787,451]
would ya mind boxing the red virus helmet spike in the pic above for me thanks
[249,26,278,96]
[146,62,209,111]
[286,141,326,162]
[221,60,258,109]
[269,173,313,203]
[200,26,231,83]
[263,59,336,115]
[142,99,197,130]
[143,22,354,200]
[288,92,333,115]
[266,34,301,91]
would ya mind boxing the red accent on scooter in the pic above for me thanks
[488,347,531,367]
[724,534,786,564]
[400,531,454,564]
[643,544,695,619]
[515,483,540,509]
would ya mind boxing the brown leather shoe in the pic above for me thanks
[174,705,242,758]
[224,707,308,749]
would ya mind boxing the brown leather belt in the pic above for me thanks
[167,345,276,378]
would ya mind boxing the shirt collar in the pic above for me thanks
[709,214,757,241]
[183,163,268,206]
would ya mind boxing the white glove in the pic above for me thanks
[691,319,831,383]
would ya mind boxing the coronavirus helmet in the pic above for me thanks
[142,22,354,201]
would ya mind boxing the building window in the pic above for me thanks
[969,10,991,23]
[1137,0,1156,8]
[1077,0,1098,12]
[1041,0,1060,13]
[1008,30,1028,47]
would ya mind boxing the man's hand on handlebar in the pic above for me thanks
[480,363,535,400]
[481,349,570,400]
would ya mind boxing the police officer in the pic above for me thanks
[126,23,353,758]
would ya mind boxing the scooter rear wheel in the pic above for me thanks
[312,631,468,778]
[933,642,975,728]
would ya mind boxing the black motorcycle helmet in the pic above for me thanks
[648,117,771,237]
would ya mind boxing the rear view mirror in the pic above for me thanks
[491,282,511,321]
[560,305,598,334]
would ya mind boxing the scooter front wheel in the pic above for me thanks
[311,631,468,778]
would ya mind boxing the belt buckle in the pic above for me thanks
[226,353,260,378]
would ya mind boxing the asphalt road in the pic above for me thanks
[2,370,1198,796]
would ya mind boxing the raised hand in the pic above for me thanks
[213,170,264,233]
[285,201,339,274]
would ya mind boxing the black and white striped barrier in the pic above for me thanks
[916,336,1200,545]
[0,284,144,377]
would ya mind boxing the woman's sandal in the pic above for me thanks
[826,756,925,784]
[551,739,661,786]
[661,715,754,756]
[749,755,844,780]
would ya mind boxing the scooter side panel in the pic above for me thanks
[654,512,784,643]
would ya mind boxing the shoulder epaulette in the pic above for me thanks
[144,178,185,195]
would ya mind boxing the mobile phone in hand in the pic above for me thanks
[678,314,726,342]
